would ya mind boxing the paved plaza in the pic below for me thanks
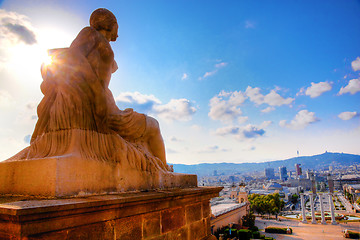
[256,217,360,240]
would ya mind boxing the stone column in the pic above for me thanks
[300,193,307,223]
[310,193,317,224]
[319,194,326,224]
[328,194,337,225]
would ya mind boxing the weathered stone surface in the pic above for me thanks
[161,207,185,233]
[185,202,202,224]
[202,200,211,218]
[143,212,161,238]
[0,187,222,240]
[115,215,142,240]
[0,156,197,197]
[189,219,206,240]
[163,226,188,240]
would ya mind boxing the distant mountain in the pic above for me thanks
[171,152,360,177]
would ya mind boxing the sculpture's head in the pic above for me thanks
[90,8,118,41]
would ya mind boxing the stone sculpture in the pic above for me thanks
[8,8,167,171]
[0,8,196,196]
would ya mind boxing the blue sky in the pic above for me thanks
[0,0,359,164]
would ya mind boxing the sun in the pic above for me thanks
[42,54,53,66]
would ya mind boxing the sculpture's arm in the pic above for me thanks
[70,27,98,57]
[70,27,108,119]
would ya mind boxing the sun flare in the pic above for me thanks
[43,54,53,66]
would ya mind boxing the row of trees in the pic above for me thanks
[248,193,285,219]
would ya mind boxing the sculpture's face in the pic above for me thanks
[110,23,118,42]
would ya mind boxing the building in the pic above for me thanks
[295,164,302,178]
[210,201,250,233]
[265,168,275,179]
[287,178,312,191]
[334,174,360,190]
[264,182,283,191]
[279,166,287,181]
[343,184,360,204]
[327,174,334,194]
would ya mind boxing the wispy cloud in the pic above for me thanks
[215,122,270,141]
[0,90,14,108]
[115,92,197,122]
[338,78,360,95]
[338,111,359,121]
[170,136,183,142]
[279,110,319,130]
[198,145,229,153]
[245,20,256,29]
[209,90,247,123]
[351,57,360,71]
[261,106,275,113]
[181,73,188,80]
[199,62,227,80]
[304,81,332,98]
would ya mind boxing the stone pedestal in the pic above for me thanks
[0,187,222,240]
[0,156,197,197]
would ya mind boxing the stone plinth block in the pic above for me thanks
[0,187,222,240]
[0,156,197,197]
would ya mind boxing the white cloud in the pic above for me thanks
[181,73,188,80]
[199,62,227,80]
[261,106,275,113]
[279,110,319,130]
[115,91,161,113]
[208,90,246,123]
[351,57,360,71]
[237,116,249,124]
[153,98,196,122]
[115,92,196,121]
[264,90,294,106]
[191,124,202,131]
[338,111,359,121]
[305,81,332,98]
[245,86,294,106]
[245,86,263,105]
[215,123,267,141]
[260,120,272,128]
[338,78,360,95]
[0,9,37,47]
[0,90,14,108]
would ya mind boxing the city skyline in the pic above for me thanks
[0,0,359,164]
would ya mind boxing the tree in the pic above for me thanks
[242,212,256,228]
[248,193,284,219]
[291,194,299,204]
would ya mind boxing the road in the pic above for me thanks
[337,193,354,213]
[256,217,360,240]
